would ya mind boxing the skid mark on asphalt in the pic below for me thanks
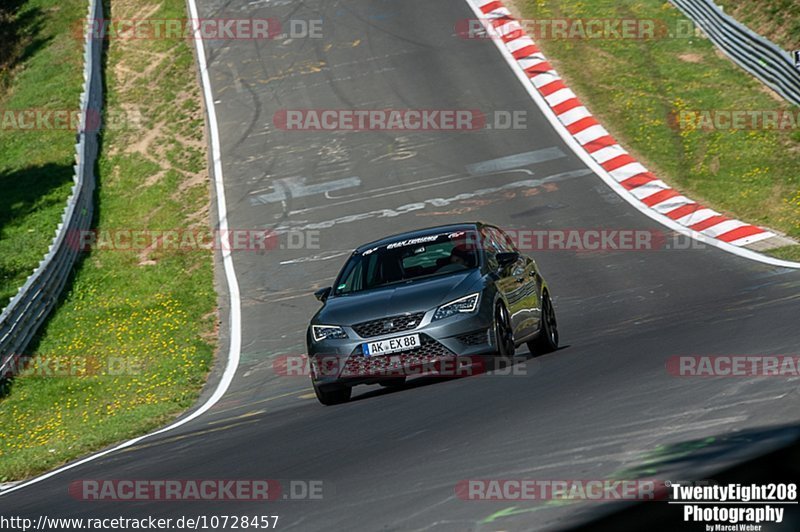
[207,409,267,425]
[439,402,792,527]
[118,418,262,454]
[237,279,336,305]
[459,416,752,479]
[209,389,308,417]
[480,504,568,524]
[273,169,593,233]
[468,393,793,481]
[251,284,336,303]
[466,147,565,175]
[414,189,555,217]
[280,146,567,215]
[250,176,362,205]
[279,250,353,265]
[286,171,467,216]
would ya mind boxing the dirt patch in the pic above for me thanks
[109,0,211,266]
[678,53,704,63]
[127,121,164,156]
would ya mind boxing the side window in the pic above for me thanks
[496,227,517,253]
[336,258,364,294]
[364,254,380,288]
[480,228,502,269]
[486,228,512,253]
[480,228,495,256]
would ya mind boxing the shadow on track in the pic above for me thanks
[572,423,800,531]
[349,346,569,403]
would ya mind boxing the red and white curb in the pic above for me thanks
[467,0,798,266]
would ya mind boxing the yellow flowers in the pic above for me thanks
[0,291,213,465]
[740,166,770,184]
[0,0,217,482]
[788,190,800,208]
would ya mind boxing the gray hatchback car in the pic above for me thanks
[307,222,558,405]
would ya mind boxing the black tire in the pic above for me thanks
[528,291,558,355]
[378,377,406,388]
[312,382,352,405]
[494,302,515,364]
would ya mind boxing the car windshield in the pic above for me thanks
[333,231,480,296]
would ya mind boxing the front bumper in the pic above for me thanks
[308,307,495,386]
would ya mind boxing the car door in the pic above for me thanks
[483,227,527,338]
[498,227,541,339]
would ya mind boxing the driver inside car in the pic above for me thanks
[437,243,474,273]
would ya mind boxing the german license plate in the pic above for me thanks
[362,334,420,357]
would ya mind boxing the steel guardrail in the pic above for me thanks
[0,0,101,377]
[670,0,800,107]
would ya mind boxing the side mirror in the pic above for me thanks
[314,286,332,303]
[496,251,520,267]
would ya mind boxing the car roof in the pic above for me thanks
[353,222,486,253]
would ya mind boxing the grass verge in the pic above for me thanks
[511,0,800,260]
[0,0,86,304]
[0,0,217,481]
[715,0,799,52]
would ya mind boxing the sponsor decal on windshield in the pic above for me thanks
[386,235,441,249]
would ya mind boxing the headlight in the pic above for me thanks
[433,293,480,321]
[312,325,348,342]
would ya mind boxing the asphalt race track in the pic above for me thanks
[2,0,800,530]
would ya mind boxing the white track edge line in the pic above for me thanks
[1,0,797,498]
[0,0,243,497]
[464,0,800,270]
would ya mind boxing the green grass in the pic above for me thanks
[768,244,800,262]
[0,0,86,304]
[716,0,800,52]
[0,0,217,481]
[514,0,800,253]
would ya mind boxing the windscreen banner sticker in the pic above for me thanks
[386,235,440,249]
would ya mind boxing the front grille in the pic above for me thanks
[352,312,425,338]
[341,335,454,378]
[457,330,489,346]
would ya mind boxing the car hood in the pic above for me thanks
[315,270,483,325]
